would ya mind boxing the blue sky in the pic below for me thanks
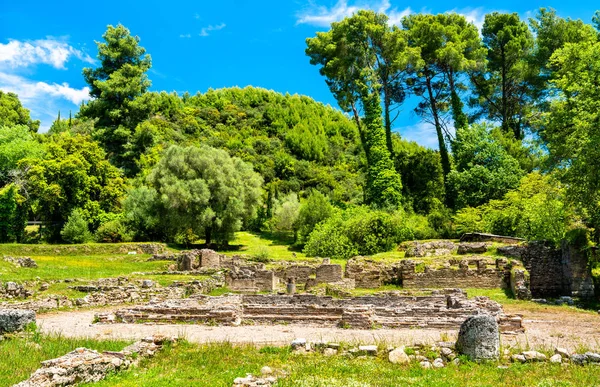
[0,0,598,147]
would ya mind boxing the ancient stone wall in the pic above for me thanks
[100,292,522,332]
[561,241,596,299]
[315,264,343,284]
[515,241,595,298]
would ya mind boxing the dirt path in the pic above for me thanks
[36,306,600,351]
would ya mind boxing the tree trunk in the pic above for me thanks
[205,226,212,247]
[448,72,468,131]
[425,75,452,207]
[383,85,394,157]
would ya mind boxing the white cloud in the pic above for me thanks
[179,34,192,38]
[199,23,226,37]
[0,38,94,69]
[451,7,487,31]
[0,71,89,105]
[0,71,90,132]
[296,0,411,27]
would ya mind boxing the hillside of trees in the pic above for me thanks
[1,8,600,262]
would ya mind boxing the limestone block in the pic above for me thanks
[455,314,500,361]
[0,308,35,333]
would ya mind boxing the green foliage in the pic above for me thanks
[95,219,131,243]
[138,144,263,245]
[305,10,421,156]
[21,133,125,242]
[306,10,409,208]
[403,13,485,191]
[393,136,445,214]
[471,12,535,139]
[269,193,300,233]
[61,208,92,244]
[540,40,600,237]
[304,206,412,259]
[122,186,162,241]
[0,124,45,185]
[80,24,152,173]
[0,184,25,243]
[360,88,403,208]
[453,173,570,242]
[0,91,40,132]
[448,123,524,209]
[295,190,334,246]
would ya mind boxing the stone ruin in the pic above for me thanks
[164,248,526,295]
[0,275,224,313]
[95,290,523,333]
[497,241,596,299]
[14,335,173,387]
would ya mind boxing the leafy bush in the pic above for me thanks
[61,208,92,244]
[295,190,333,246]
[453,173,572,242]
[95,219,131,243]
[304,206,412,259]
[269,193,300,233]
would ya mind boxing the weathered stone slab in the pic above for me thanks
[455,314,500,361]
[0,308,35,333]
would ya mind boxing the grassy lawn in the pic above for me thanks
[0,253,169,282]
[85,341,600,387]
[217,232,307,261]
[0,334,129,387]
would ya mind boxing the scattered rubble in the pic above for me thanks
[13,335,175,387]
[3,256,38,268]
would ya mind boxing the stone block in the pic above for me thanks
[316,264,343,284]
[455,314,500,361]
[0,309,36,333]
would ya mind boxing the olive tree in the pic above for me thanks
[140,144,263,245]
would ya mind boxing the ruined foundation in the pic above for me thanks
[96,290,522,332]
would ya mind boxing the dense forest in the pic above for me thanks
[1,7,600,260]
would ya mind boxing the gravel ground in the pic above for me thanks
[36,306,600,351]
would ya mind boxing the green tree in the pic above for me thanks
[392,135,445,214]
[295,190,334,246]
[143,145,263,245]
[270,192,300,234]
[80,24,152,173]
[61,208,92,244]
[447,123,523,208]
[0,91,40,133]
[402,13,485,191]
[539,40,600,236]
[0,184,26,243]
[306,10,405,208]
[0,124,45,186]
[305,10,420,156]
[21,133,125,242]
[454,173,570,243]
[470,12,535,140]
[530,8,598,84]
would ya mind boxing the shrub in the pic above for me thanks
[95,219,131,243]
[295,190,333,246]
[61,209,92,244]
[303,206,412,259]
[269,193,300,233]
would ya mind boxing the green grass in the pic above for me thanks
[0,253,169,282]
[0,334,130,387]
[217,232,307,261]
[85,341,600,387]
